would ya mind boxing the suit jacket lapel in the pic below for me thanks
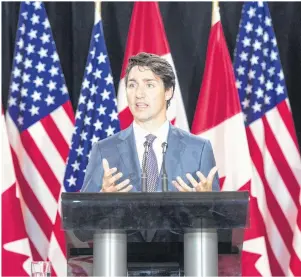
[117,124,142,191]
[165,124,186,190]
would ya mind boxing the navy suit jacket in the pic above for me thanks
[82,123,219,192]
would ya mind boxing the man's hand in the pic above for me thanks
[172,166,218,192]
[101,159,133,192]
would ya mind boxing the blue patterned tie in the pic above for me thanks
[145,134,159,192]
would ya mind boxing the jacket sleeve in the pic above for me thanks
[81,142,104,192]
[199,139,220,191]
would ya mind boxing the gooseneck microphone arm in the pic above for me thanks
[161,142,168,192]
[141,141,150,192]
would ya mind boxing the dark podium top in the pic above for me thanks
[61,191,249,232]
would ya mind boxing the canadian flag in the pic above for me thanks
[191,2,272,276]
[191,1,252,192]
[1,107,32,276]
[117,1,189,131]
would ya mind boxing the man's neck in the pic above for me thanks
[134,118,167,133]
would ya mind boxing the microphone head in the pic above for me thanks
[161,142,168,153]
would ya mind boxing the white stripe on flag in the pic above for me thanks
[28,121,66,184]
[22,203,50,260]
[292,226,301,261]
[263,149,298,230]
[266,107,301,182]
[48,234,67,277]
[251,117,298,231]
[6,115,58,223]
[250,119,291,273]
[50,106,74,146]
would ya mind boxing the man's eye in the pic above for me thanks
[147,83,154,88]
[128,83,135,88]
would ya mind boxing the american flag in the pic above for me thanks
[63,3,120,192]
[5,2,74,276]
[234,2,301,276]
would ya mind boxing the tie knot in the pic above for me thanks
[145,134,156,145]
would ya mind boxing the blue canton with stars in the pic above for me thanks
[8,2,70,131]
[63,18,120,191]
[233,2,287,126]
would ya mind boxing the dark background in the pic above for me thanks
[2,2,301,152]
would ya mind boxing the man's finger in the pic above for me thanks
[103,159,112,177]
[104,185,117,192]
[115,179,130,191]
[186,173,198,188]
[196,171,207,184]
[108,172,123,184]
[172,181,185,192]
[176,177,192,191]
[103,158,109,170]
[207,166,218,182]
[109,167,118,175]
[119,184,133,192]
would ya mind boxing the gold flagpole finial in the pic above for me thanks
[95,1,102,20]
[212,0,220,26]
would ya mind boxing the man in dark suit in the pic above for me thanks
[82,52,219,194]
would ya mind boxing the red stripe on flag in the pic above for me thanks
[53,213,67,257]
[21,130,61,201]
[246,127,294,255]
[290,248,301,276]
[63,101,75,124]
[120,2,169,78]
[40,115,69,162]
[28,239,43,261]
[11,149,53,240]
[119,107,133,130]
[262,115,300,206]
[264,232,286,276]
[277,100,300,150]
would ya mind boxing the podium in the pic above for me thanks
[61,191,249,277]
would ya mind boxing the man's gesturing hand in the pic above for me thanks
[101,159,133,192]
[172,166,218,192]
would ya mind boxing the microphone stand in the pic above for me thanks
[141,141,150,192]
[161,142,168,192]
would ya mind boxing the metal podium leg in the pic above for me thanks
[93,231,127,277]
[184,229,218,277]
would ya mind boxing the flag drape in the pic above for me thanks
[234,2,301,276]
[5,2,75,275]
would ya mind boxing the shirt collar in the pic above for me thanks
[133,120,170,145]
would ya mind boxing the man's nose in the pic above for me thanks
[135,86,145,98]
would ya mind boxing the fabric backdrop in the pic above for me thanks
[2,1,301,151]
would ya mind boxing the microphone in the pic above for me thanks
[161,142,168,192]
[141,140,150,191]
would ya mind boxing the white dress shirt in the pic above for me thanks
[133,120,169,173]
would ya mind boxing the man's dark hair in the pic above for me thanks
[125,52,175,108]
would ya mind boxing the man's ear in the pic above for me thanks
[165,87,173,101]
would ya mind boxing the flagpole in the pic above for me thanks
[212,0,220,26]
[95,1,102,20]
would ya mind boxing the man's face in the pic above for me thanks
[126,65,172,124]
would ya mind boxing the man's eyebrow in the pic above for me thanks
[128,78,137,82]
[143,78,157,82]
[128,78,158,82]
